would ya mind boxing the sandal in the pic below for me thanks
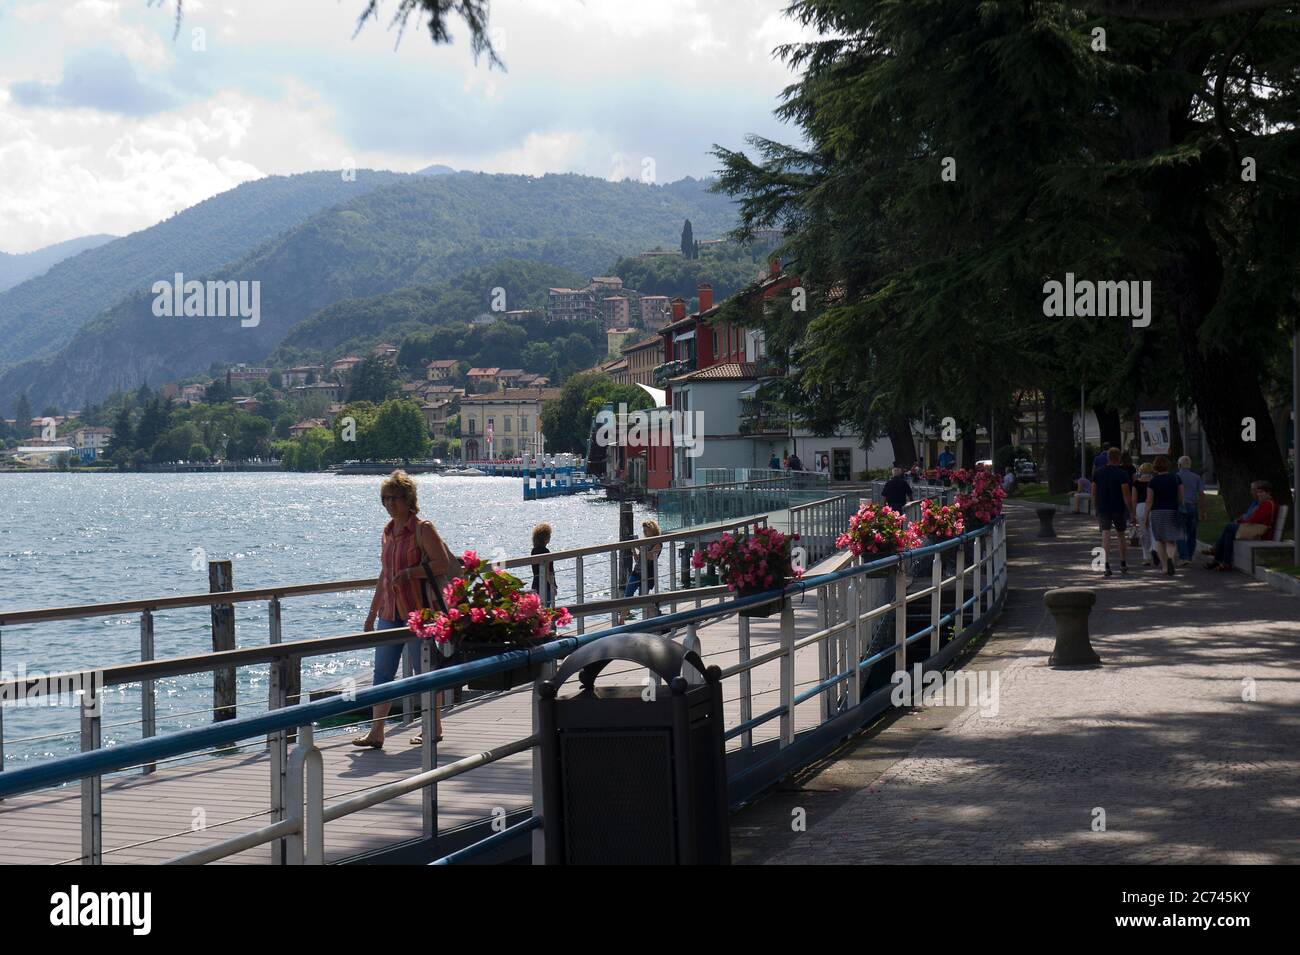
[351,736,383,749]
[410,734,444,745]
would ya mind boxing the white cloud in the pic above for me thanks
[0,0,814,252]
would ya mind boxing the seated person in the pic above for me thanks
[1205,481,1276,570]
[1071,475,1093,513]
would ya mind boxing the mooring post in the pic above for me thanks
[209,559,236,722]
[1044,587,1101,667]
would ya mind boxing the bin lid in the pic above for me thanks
[548,632,708,693]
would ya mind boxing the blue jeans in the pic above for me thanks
[372,617,422,686]
[1177,504,1199,561]
[1213,524,1239,567]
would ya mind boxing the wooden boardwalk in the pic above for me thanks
[0,590,835,864]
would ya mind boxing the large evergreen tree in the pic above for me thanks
[680,219,695,260]
[713,0,1298,513]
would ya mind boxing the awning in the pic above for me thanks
[636,383,666,406]
[737,383,761,399]
[672,330,695,343]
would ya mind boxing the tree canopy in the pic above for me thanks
[713,0,1299,513]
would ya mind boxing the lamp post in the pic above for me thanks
[1293,319,1299,565]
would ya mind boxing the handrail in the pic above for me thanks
[0,583,735,697]
[0,513,772,626]
[0,518,1001,802]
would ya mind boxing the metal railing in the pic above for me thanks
[0,497,1007,866]
[0,512,785,770]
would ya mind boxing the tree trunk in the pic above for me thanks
[1167,222,1293,518]
[961,425,977,468]
[887,413,916,468]
[1044,391,1077,494]
[1093,405,1122,450]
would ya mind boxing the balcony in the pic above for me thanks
[652,356,696,387]
[738,410,787,435]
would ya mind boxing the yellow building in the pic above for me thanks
[459,387,561,461]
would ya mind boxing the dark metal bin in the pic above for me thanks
[536,633,730,865]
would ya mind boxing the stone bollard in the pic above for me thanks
[1044,588,1101,667]
[1035,507,1057,538]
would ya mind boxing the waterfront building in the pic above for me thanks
[421,398,455,442]
[459,387,560,461]
[69,426,113,451]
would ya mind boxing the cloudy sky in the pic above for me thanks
[0,0,814,254]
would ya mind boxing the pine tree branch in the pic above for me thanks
[1081,0,1288,20]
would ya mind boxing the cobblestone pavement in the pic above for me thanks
[750,502,1300,864]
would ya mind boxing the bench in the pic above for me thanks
[1232,504,1292,574]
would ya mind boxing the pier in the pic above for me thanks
[0,487,1012,864]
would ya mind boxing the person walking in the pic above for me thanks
[615,519,663,623]
[354,470,457,749]
[881,466,913,513]
[530,522,558,608]
[1144,456,1185,576]
[769,452,780,470]
[1133,463,1156,566]
[1175,456,1207,565]
[938,446,956,470]
[1092,447,1134,576]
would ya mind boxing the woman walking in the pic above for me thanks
[619,519,663,622]
[353,470,457,749]
[1144,456,1184,576]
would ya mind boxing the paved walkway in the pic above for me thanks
[740,501,1300,864]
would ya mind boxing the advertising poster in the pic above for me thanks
[1140,411,1171,455]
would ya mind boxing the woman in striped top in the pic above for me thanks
[353,470,457,749]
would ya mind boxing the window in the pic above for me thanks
[520,416,528,433]
[468,418,476,434]
[504,417,512,432]
[504,437,514,450]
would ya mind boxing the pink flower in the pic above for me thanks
[469,607,487,624]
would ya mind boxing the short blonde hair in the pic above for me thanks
[532,522,553,547]
[380,470,419,513]
[642,519,660,537]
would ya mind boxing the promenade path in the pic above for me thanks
[736,501,1300,864]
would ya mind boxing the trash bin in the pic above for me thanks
[536,633,730,865]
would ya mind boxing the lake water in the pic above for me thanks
[0,472,653,764]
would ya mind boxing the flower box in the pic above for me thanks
[408,549,572,693]
[691,528,802,611]
[737,587,789,618]
[458,642,546,691]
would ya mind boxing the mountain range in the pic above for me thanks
[0,234,118,294]
[0,171,737,413]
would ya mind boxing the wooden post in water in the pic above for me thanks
[209,560,236,722]
[618,500,634,595]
